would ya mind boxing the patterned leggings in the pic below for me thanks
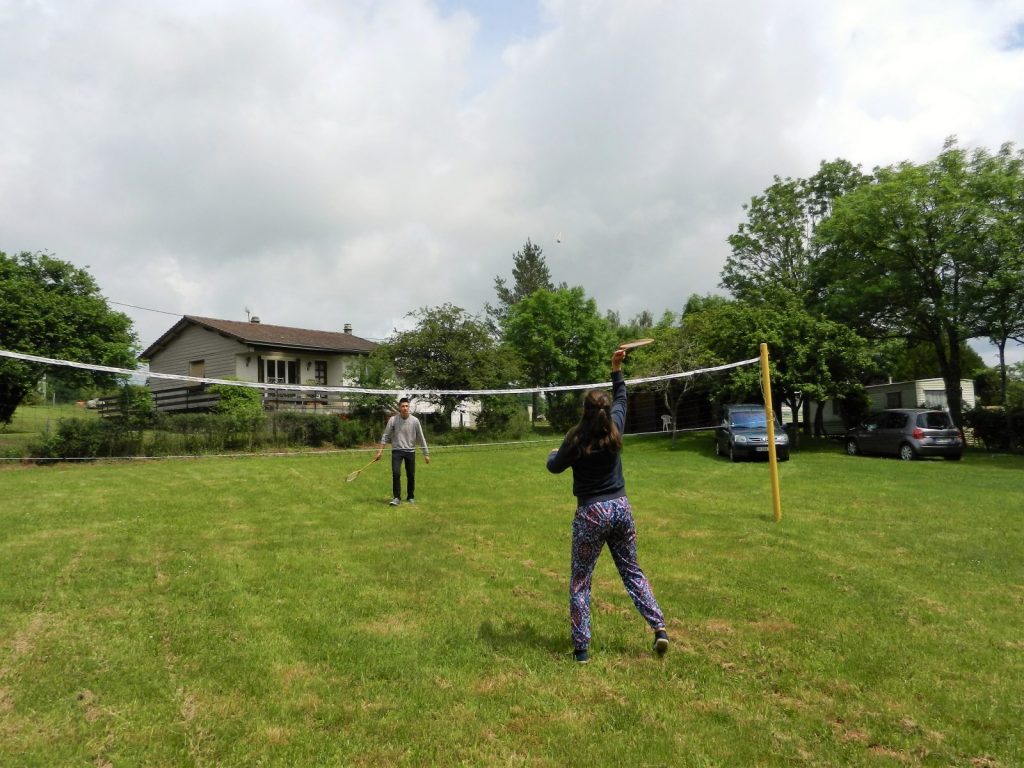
[570,496,665,651]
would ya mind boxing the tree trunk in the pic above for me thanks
[813,401,825,437]
[997,338,1008,405]
[940,327,964,425]
[783,394,800,449]
[0,379,31,424]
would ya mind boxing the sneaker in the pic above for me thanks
[573,648,589,664]
[389,498,401,506]
[653,629,669,657]
[407,498,416,504]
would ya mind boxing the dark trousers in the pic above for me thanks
[391,450,416,500]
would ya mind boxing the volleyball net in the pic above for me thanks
[0,348,761,462]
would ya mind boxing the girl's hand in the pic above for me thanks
[612,348,626,371]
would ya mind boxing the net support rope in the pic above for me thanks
[0,348,758,396]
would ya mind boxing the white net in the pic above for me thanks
[0,348,759,462]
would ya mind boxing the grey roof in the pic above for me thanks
[141,315,378,359]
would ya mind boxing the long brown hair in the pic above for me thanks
[566,389,623,456]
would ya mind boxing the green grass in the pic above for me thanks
[0,403,98,455]
[1,434,1021,766]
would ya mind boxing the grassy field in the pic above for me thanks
[1,434,1021,767]
[0,403,98,456]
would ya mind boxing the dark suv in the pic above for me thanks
[715,404,790,461]
[845,409,963,461]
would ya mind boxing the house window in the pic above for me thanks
[264,359,297,384]
[314,360,328,385]
[189,360,205,378]
[886,392,902,409]
[923,390,947,408]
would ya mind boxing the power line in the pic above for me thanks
[108,300,182,317]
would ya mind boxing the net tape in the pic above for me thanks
[0,348,758,396]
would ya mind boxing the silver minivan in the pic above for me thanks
[845,409,963,461]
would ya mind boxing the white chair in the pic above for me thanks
[661,414,673,431]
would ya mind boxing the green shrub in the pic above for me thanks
[334,416,377,448]
[30,417,145,460]
[475,396,531,438]
[208,382,265,448]
[964,405,1024,451]
[106,384,157,429]
[546,392,583,433]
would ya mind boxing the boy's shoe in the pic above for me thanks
[573,648,589,664]
[653,629,669,656]
[407,498,416,504]
[389,498,401,506]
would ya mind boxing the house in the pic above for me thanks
[139,315,378,412]
[819,377,977,433]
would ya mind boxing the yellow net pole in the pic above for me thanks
[759,343,783,522]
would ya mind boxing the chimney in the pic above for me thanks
[250,316,261,324]
[343,323,352,334]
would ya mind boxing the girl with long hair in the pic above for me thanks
[546,348,668,664]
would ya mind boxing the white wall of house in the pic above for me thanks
[148,324,248,391]
[865,378,976,411]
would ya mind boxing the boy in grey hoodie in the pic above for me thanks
[374,398,430,505]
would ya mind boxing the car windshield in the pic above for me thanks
[731,412,766,428]
[918,412,953,429]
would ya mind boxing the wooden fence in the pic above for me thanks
[98,385,351,416]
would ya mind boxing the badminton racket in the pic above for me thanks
[617,338,655,350]
[346,457,378,483]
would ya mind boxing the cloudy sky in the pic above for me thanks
[3,0,1024,364]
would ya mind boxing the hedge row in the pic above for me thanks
[28,405,534,461]
[30,412,383,460]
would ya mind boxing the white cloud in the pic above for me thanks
[1,0,1023,367]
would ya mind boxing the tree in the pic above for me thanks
[349,352,402,420]
[884,340,986,384]
[378,304,520,427]
[971,144,1024,404]
[723,159,867,303]
[685,295,873,441]
[485,239,558,332]
[625,310,721,446]
[503,287,612,429]
[607,309,657,343]
[813,140,995,425]
[0,251,138,424]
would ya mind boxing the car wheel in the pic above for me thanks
[729,445,739,462]
[899,443,916,461]
[845,439,859,456]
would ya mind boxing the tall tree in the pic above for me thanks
[723,159,867,302]
[0,251,138,423]
[503,287,612,428]
[377,304,520,427]
[971,143,1024,403]
[813,140,995,425]
[486,239,557,332]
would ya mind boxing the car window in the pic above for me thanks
[883,412,907,429]
[919,412,953,429]
[731,411,766,428]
